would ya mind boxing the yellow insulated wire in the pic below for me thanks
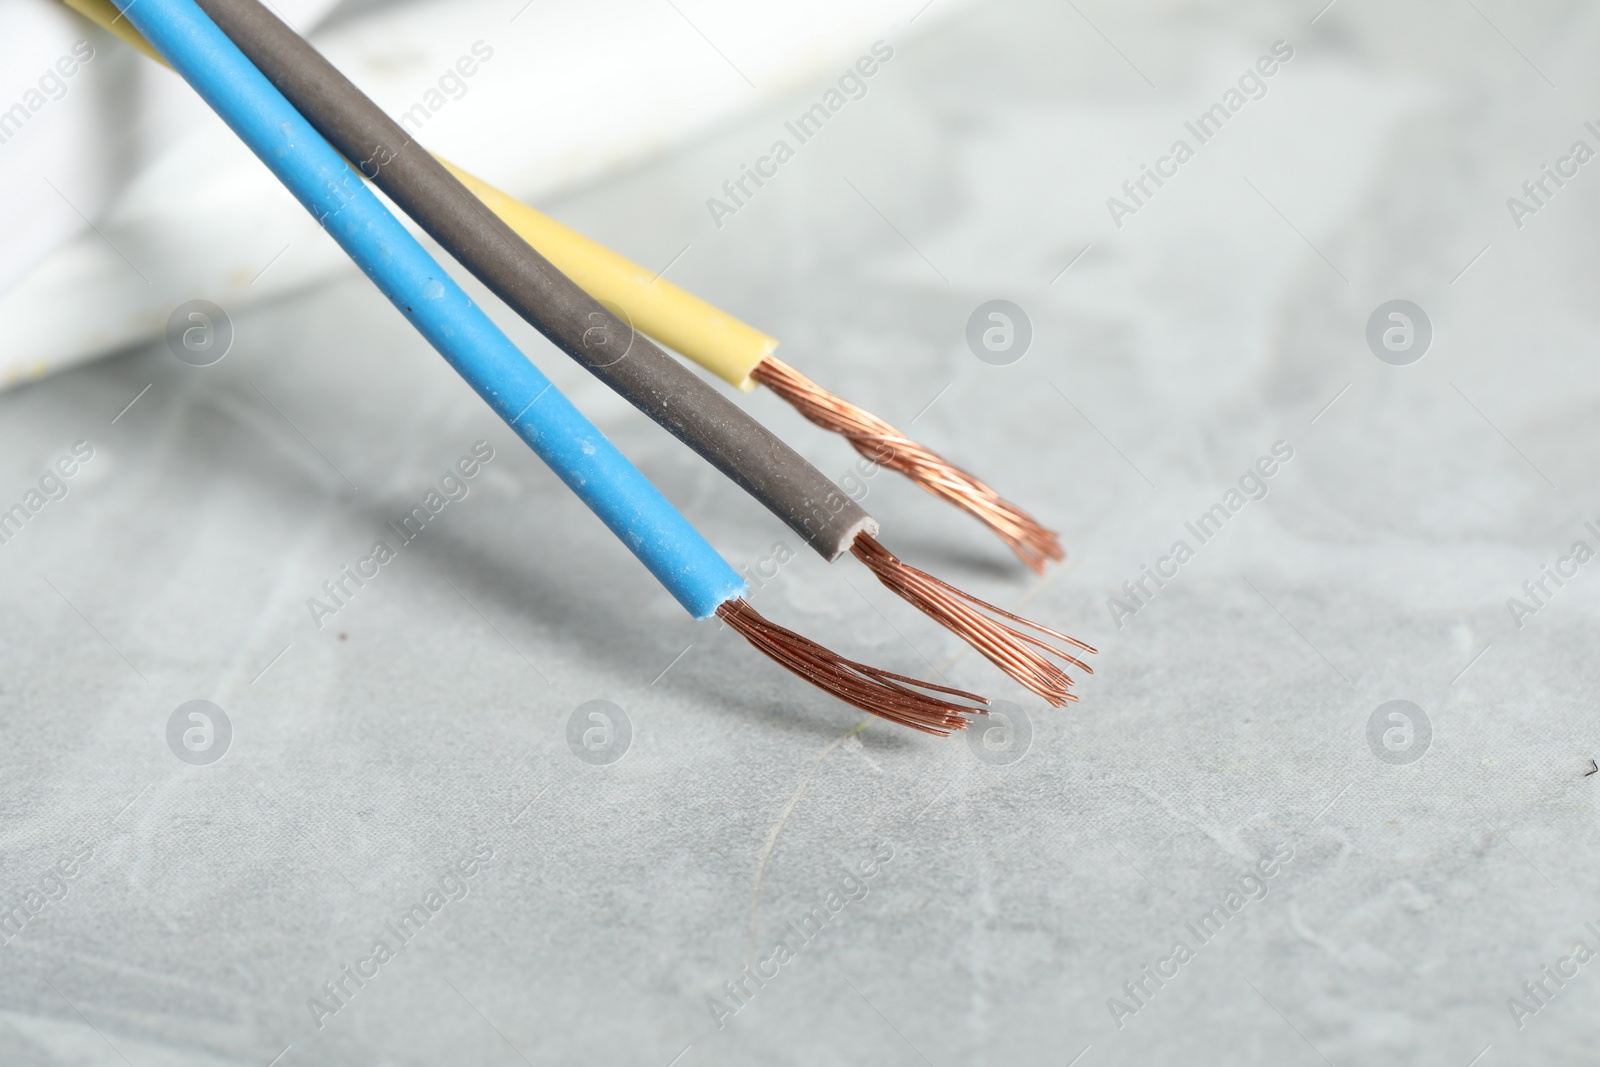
[64,0,163,60]
[61,0,778,391]
[441,162,775,391]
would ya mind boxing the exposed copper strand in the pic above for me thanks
[752,356,1064,573]
[716,598,986,736]
[850,534,1096,708]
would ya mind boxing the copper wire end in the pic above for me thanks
[850,533,1096,708]
[751,356,1065,574]
[715,598,986,736]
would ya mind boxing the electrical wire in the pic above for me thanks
[751,359,1065,574]
[74,0,1094,702]
[106,0,989,734]
[848,534,1094,706]
[200,0,880,565]
[451,144,1064,573]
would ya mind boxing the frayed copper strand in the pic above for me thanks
[716,598,985,736]
[751,356,1064,573]
[850,534,1095,707]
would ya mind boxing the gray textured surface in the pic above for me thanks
[4,1,1600,1064]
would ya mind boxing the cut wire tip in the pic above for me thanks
[751,356,1065,574]
[716,598,985,736]
[851,534,1095,708]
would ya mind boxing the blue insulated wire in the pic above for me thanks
[112,0,747,619]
